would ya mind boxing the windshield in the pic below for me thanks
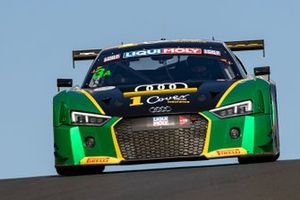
[83,46,243,88]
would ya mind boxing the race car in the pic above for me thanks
[53,39,280,176]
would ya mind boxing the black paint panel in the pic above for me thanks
[86,81,234,117]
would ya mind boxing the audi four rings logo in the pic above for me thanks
[149,106,172,113]
[135,82,188,92]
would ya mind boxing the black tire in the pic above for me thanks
[272,86,280,155]
[56,165,105,176]
[238,153,280,164]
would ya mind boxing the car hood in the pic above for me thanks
[83,81,235,117]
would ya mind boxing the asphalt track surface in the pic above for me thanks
[0,160,299,200]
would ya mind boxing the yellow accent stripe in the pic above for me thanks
[111,118,124,160]
[199,112,212,156]
[216,80,244,108]
[123,88,198,97]
[227,43,263,48]
[118,43,137,48]
[80,89,105,115]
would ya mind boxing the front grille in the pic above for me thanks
[114,114,208,161]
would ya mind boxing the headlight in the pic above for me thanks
[71,111,111,126]
[210,100,252,118]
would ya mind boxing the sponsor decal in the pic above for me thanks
[216,148,241,156]
[123,48,202,58]
[203,49,221,56]
[179,116,189,126]
[86,157,109,164]
[126,82,197,107]
[149,106,172,113]
[147,94,190,105]
[129,94,190,107]
[92,67,111,80]
[204,148,247,158]
[124,49,161,58]
[103,54,120,62]
[135,82,188,92]
[124,82,198,99]
[80,156,121,165]
[153,116,172,126]
[79,52,97,56]
[129,96,144,107]
[162,48,201,55]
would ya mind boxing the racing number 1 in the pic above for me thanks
[130,96,143,107]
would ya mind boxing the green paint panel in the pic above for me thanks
[202,78,275,155]
[242,116,255,153]
[70,127,85,164]
[202,111,273,155]
[54,126,74,165]
[221,78,272,114]
[252,114,273,153]
[202,111,244,152]
[53,90,100,127]
[77,117,119,158]
[54,118,119,166]
[53,89,120,166]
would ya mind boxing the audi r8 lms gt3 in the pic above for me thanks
[53,39,280,176]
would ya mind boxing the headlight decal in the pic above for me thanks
[210,100,252,118]
[71,111,111,126]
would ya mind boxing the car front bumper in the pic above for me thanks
[54,112,274,167]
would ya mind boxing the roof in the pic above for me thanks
[101,39,225,52]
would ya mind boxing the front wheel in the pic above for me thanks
[238,153,280,164]
[56,165,105,176]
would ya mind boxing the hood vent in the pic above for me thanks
[102,97,111,105]
[209,91,220,99]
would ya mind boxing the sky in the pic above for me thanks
[0,0,299,179]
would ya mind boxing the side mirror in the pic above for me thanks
[254,66,270,81]
[57,78,73,92]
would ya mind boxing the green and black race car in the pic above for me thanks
[53,39,280,176]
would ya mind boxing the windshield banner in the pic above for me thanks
[123,48,202,58]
